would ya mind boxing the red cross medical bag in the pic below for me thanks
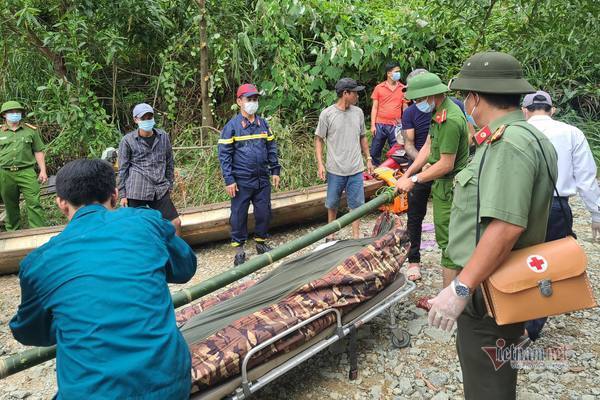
[480,236,596,325]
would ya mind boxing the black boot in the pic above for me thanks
[255,242,272,254]
[234,247,246,266]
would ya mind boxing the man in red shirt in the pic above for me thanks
[369,61,406,165]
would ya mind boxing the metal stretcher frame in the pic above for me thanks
[191,278,416,400]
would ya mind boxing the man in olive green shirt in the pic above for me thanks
[0,101,47,230]
[396,72,469,289]
[426,52,557,400]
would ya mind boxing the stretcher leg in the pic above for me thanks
[348,326,358,380]
[389,303,411,348]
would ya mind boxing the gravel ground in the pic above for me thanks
[1,196,599,400]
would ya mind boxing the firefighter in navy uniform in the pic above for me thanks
[218,84,281,265]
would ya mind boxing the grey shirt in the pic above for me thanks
[118,128,174,201]
[315,104,365,176]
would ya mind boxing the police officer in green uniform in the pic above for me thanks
[426,52,557,400]
[396,72,469,289]
[0,101,47,230]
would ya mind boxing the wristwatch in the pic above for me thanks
[410,174,419,183]
[452,277,472,298]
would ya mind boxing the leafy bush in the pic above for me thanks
[1,0,598,178]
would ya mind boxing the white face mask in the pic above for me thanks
[243,101,259,115]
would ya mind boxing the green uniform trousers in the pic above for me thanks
[0,167,46,231]
[457,288,524,400]
[431,178,459,269]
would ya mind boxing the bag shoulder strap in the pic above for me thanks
[475,121,573,245]
[510,122,574,237]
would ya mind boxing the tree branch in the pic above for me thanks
[4,18,68,82]
[472,0,498,52]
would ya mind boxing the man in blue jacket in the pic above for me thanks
[218,84,281,265]
[10,158,197,400]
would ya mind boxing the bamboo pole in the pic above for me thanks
[0,189,396,379]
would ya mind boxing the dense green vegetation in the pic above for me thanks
[2,0,599,212]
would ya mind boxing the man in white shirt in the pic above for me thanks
[522,90,600,340]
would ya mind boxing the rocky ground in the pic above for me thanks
[0,196,599,400]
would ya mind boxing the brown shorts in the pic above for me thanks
[128,192,179,221]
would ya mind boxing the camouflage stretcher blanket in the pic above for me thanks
[176,212,409,391]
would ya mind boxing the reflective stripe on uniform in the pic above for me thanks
[218,133,275,144]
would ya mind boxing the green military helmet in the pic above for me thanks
[1,101,25,115]
[404,72,448,100]
[449,51,535,94]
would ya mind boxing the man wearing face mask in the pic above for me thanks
[426,52,557,400]
[399,68,467,282]
[218,84,281,266]
[521,90,600,341]
[315,78,374,240]
[118,103,180,235]
[0,100,47,231]
[395,73,469,291]
[369,62,406,165]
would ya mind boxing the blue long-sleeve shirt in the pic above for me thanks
[218,114,281,188]
[10,204,197,400]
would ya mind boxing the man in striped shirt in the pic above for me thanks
[218,84,281,266]
[118,103,181,235]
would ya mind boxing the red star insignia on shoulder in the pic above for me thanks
[434,109,447,124]
[0,125,7,131]
[241,120,248,129]
[474,126,492,145]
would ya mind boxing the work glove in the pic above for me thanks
[427,282,469,332]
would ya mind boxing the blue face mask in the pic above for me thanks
[391,71,401,82]
[466,114,477,126]
[138,119,155,132]
[6,113,22,124]
[416,99,435,113]
[464,93,478,127]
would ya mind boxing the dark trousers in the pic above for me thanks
[369,123,397,165]
[457,289,525,400]
[230,183,271,245]
[524,197,573,340]
[406,181,432,263]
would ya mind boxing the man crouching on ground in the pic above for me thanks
[10,158,197,400]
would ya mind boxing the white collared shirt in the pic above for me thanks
[527,115,600,221]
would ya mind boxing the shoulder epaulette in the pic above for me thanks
[0,125,7,131]
[25,123,37,130]
[488,125,506,143]
[434,109,447,124]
